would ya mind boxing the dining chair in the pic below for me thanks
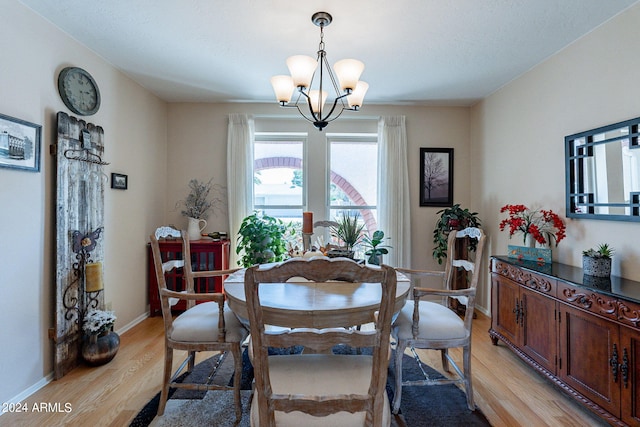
[244,257,397,427]
[150,226,248,419]
[391,227,486,413]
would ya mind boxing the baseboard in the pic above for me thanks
[475,305,490,316]
[0,373,54,415]
[115,311,149,335]
[0,310,150,415]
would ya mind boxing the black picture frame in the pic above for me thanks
[419,147,453,207]
[111,173,128,190]
[0,113,41,172]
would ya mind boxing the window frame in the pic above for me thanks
[326,133,378,227]
[252,132,308,215]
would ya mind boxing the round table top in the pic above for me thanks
[224,269,410,329]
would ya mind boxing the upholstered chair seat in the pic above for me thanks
[171,303,247,343]
[394,301,467,341]
[250,354,391,426]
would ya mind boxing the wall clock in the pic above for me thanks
[57,67,101,116]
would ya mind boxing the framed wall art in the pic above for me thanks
[420,147,453,207]
[111,173,128,190]
[0,113,42,172]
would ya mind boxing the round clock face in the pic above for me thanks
[57,67,101,116]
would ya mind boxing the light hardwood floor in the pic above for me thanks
[0,312,607,427]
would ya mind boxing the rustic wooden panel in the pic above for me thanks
[53,111,106,379]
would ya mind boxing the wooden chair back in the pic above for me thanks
[244,257,397,426]
[430,227,486,327]
[391,227,486,413]
[149,226,246,418]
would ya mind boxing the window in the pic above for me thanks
[253,133,305,223]
[253,127,378,252]
[328,134,378,235]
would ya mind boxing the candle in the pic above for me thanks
[85,262,104,293]
[302,212,313,234]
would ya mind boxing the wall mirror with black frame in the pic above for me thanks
[565,116,640,221]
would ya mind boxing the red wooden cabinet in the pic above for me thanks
[148,239,230,316]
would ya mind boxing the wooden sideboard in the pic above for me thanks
[147,239,231,316]
[490,256,640,427]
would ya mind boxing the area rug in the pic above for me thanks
[130,347,491,426]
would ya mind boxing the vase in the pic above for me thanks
[524,234,536,248]
[187,217,207,241]
[82,330,120,366]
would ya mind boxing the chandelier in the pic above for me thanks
[270,11,369,131]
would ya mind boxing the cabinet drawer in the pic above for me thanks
[558,281,640,331]
[492,258,556,297]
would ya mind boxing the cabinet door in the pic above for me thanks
[559,304,620,417]
[621,326,640,424]
[491,273,520,344]
[521,287,557,374]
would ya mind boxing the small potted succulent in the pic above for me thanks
[582,243,614,277]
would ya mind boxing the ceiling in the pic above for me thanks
[20,0,639,106]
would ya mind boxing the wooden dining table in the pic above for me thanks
[224,267,410,329]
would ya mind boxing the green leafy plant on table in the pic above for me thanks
[330,212,365,257]
[362,230,391,265]
[236,212,292,267]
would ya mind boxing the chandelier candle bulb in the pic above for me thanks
[347,81,369,109]
[309,90,328,113]
[270,75,294,104]
[286,55,317,88]
[303,212,313,234]
[333,59,365,92]
[85,262,104,293]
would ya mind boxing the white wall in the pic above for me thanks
[0,1,167,404]
[471,3,640,310]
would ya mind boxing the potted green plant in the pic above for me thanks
[432,204,481,264]
[236,212,292,267]
[329,212,365,258]
[362,230,391,265]
[582,243,614,277]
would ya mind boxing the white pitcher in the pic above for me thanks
[187,217,207,241]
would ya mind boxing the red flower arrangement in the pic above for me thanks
[499,204,566,247]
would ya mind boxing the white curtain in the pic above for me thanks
[378,116,411,267]
[227,114,254,267]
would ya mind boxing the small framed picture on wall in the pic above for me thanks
[419,147,453,207]
[0,113,42,172]
[111,173,128,190]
